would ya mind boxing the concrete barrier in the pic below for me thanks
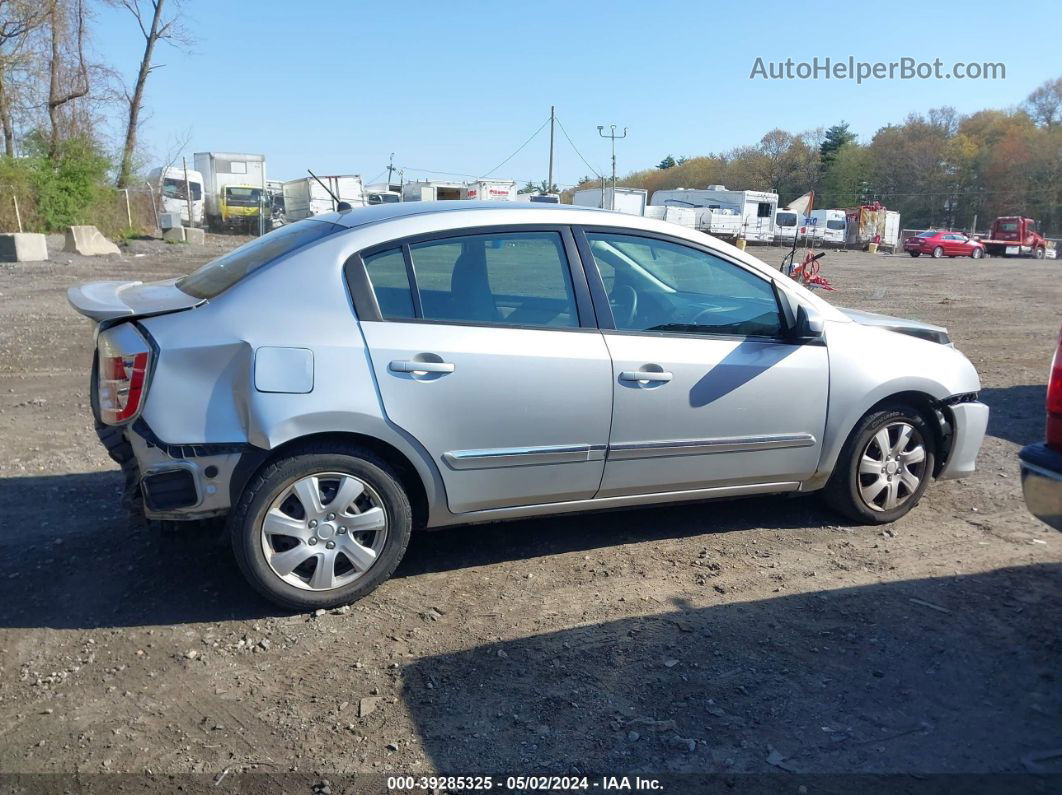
[0,232,48,262]
[163,226,206,245]
[64,225,120,256]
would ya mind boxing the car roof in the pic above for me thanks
[315,199,603,229]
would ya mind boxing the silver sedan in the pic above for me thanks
[70,203,989,610]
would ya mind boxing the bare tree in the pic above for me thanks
[1024,77,1062,128]
[0,0,47,156]
[115,0,181,188]
[46,0,89,159]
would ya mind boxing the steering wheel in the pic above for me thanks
[611,284,638,328]
[689,305,728,325]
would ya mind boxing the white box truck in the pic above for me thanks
[147,166,204,227]
[402,180,466,202]
[571,187,648,215]
[650,185,778,242]
[282,175,367,221]
[193,152,267,232]
[465,179,518,202]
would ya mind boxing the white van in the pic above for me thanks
[808,209,847,245]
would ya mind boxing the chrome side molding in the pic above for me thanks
[608,433,816,460]
[443,444,607,470]
[444,433,816,469]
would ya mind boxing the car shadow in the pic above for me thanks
[401,563,1062,775]
[0,469,841,630]
[979,384,1047,446]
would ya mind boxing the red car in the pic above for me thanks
[904,230,986,259]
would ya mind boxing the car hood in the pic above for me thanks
[838,307,951,345]
[68,278,204,322]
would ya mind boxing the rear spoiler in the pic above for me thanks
[67,278,204,323]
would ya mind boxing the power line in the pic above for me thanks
[555,115,603,180]
[479,116,551,179]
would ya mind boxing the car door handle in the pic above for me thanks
[389,360,455,374]
[620,369,673,383]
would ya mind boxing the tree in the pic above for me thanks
[0,0,47,156]
[657,154,676,170]
[1024,77,1062,127]
[819,122,856,165]
[519,179,557,194]
[45,0,89,159]
[115,0,182,188]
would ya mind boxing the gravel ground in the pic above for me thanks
[0,234,1059,783]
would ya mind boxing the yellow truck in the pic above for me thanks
[193,152,267,233]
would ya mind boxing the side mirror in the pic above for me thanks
[794,304,825,340]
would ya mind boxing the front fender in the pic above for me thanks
[814,321,982,483]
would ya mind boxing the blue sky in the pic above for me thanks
[94,0,1060,186]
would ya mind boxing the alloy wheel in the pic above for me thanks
[857,422,928,512]
[259,472,388,591]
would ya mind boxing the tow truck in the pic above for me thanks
[979,216,1048,259]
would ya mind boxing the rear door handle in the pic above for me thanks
[389,360,455,374]
[619,369,673,383]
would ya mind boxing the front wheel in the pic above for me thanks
[823,405,936,524]
[1034,247,1045,260]
[970,247,984,259]
[230,446,412,610]
[931,246,944,258]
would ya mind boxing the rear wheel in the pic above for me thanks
[823,405,936,524]
[230,446,412,610]
[908,251,921,258]
[932,246,944,258]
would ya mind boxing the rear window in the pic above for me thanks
[776,212,797,227]
[177,220,342,299]
[916,230,938,238]
[826,219,845,230]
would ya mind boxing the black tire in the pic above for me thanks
[931,246,944,259]
[823,405,936,525]
[1034,247,1045,260]
[970,247,984,259]
[908,251,920,258]
[229,444,412,611]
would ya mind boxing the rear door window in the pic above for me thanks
[405,231,579,328]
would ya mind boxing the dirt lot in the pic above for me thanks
[0,234,1059,785]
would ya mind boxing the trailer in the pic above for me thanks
[465,179,518,202]
[571,187,648,216]
[282,175,366,221]
[844,203,900,251]
[193,152,267,232]
[402,180,466,202]
[146,166,204,227]
[365,182,401,205]
[649,185,778,242]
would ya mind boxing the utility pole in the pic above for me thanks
[386,153,395,190]
[597,124,627,210]
[547,106,555,195]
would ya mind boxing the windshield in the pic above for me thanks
[161,177,202,201]
[176,219,342,299]
[226,186,263,206]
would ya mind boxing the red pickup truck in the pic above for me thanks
[979,216,1048,258]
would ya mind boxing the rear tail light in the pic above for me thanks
[97,326,151,425]
[1047,325,1062,451]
